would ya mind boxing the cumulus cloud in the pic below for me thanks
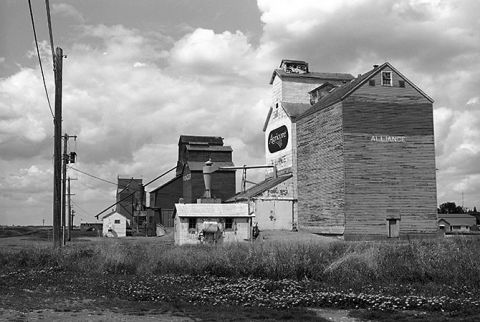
[51,3,85,22]
[1,0,480,224]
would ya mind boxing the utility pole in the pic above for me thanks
[62,133,67,245]
[53,47,63,248]
[67,176,77,241]
[62,134,77,244]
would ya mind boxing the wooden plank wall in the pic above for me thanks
[342,74,438,238]
[295,66,438,238]
[296,102,346,234]
[282,78,328,104]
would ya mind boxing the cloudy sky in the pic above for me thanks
[1,0,479,226]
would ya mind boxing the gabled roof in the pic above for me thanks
[270,69,354,85]
[225,174,292,202]
[438,217,476,227]
[297,62,434,121]
[101,210,129,220]
[175,203,251,217]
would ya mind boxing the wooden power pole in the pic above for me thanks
[67,176,77,241]
[53,47,63,248]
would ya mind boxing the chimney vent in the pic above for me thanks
[373,64,379,68]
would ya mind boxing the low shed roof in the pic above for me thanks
[175,203,251,217]
[438,216,476,227]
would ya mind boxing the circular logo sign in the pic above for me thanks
[268,125,289,153]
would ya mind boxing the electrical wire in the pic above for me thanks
[75,179,113,196]
[69,166,155,192]
[71,200,97,219]
[69,167,121,187]
[27,0,54,119]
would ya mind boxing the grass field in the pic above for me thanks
[1,226,480,321]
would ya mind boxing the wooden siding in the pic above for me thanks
[342,96,437,237]
[354,67,431,104]
[272,77,283,107]
[297,102,346,234]
[281,79,327,104]
[174,216,251,245]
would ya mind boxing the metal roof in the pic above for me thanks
[225,174,293,202]
[270,69,354,85]
[281,102,312,119]
[175,203,251,217]
[438,214,476,227]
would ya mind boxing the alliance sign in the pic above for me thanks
[371,135,406,143]
[268,125,289,153]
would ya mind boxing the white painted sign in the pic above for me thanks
[371,136,406,142]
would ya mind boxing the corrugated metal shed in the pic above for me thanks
[175,203,251,217]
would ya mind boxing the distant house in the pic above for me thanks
[438,214,477,233]
[173,203,253,245]
[102,210,130,237]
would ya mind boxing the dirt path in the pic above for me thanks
[0,308,367,322]
[0,309,196,322]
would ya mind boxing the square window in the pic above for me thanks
[225,218,233,230]
[399,80,405,88]
[369,79,375,86]
[114,220,120,224]
[382,71,392,86]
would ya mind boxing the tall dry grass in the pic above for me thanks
[1,237,479,289]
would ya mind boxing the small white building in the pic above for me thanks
[102,210,130,237]
[226,174,295,231]
[174,203,253,245]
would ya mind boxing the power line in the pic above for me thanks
[69,166,149,192]
[71,200,99,220]
[28,0,54,119]
[69,167,119,187]
[75,179,113,196]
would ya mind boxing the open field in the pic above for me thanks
[1,226,480,321]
